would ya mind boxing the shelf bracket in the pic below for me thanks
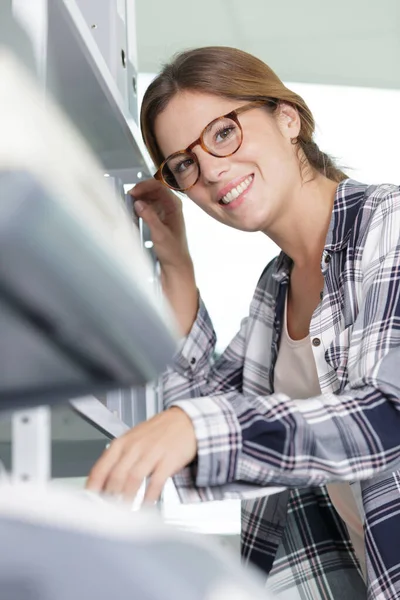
[11,406,51,483]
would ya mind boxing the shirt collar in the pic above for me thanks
[273,178,368,283]
[324,178,368,252]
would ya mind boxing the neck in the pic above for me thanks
[264,174,339,270]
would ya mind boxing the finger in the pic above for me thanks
[143,463,171,504]
[130,183,181,215]
[134,199,164,221]
[134,202,170,245]
[122,455,159,502]
[128,178,161,196]
[86,440,124,492]
[103,445,144,496]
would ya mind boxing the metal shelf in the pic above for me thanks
[71,396,130,440]
[0,398,129,479]
[0,2,168,484]
[0,168,177,406]
[47,0,153,181]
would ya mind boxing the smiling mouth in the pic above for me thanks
[218,175,254,205]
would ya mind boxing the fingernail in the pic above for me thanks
[135,200,144,213]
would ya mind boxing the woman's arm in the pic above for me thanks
[172,194,400,498]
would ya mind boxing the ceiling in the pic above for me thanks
[136,0,400,89]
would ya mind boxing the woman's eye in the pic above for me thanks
[173,158,194,173]
[215,127,234,143]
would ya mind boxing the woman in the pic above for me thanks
[87,47,400,599]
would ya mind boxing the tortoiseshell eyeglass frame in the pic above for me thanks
[154,100,276,192]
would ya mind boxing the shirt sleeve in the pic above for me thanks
[170,192,400,501]
[162,295,250,405]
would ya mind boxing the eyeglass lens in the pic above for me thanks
[162,116,242,190]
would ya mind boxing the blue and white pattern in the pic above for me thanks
[162,179,400,599]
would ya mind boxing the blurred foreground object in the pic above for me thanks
[0,9,178,410]
[0,484,275,600]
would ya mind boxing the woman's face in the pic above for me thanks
[154,90,302,234]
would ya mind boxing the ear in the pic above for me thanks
[276,102,301,140]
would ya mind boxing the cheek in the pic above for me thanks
[186,189,225,222]
[185,189,212,213]
[244,135,296,177]
[185,189,203,206]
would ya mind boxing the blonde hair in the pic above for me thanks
[141,46,347,183]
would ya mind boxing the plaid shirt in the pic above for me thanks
[162,179,400,599]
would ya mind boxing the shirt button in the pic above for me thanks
[324,254,331,264]
[312,338,321,347]
[190,357,196,365]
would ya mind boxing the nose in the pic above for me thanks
[195,147,230,184]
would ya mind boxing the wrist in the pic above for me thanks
[167,406,197,460]
[161,261,195,287]
[160,263,198,336]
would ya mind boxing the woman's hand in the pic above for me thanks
[130,179,199,335]
[130,178,191,272]
[85,407,197,503]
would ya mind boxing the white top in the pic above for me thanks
[274,292,366,577]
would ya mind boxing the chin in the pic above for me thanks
[238,210,269,233]
[229,219,263,234]
[241,223,261,233]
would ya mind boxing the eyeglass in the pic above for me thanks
[154,100,274,192]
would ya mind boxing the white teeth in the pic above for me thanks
[220,176,253,205]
